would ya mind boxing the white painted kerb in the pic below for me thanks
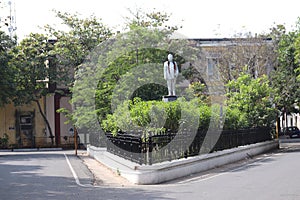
[88,140,279,184]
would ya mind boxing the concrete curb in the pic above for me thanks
[0,148,63,152]
[279,138,300,143]
[88,140,279,184]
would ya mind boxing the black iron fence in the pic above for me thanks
[105,127,273,165]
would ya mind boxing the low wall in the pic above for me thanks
[88,140,279,184]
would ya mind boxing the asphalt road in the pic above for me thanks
[1,144,300,200]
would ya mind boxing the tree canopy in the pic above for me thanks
[1,8,300,144]
[226,73,277,128]
[0,31,16,106]
[269,20,300,114]
[44,11,113,88]
[71,9,199,132]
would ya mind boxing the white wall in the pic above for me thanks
[280,113,300,129]
[59,96,73,138]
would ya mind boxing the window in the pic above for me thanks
[207,58,219,80]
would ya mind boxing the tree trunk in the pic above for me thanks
[35,99,54,145]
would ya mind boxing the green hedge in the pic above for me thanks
[101,97,252,136]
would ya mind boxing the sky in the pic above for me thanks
[1,0,300,40]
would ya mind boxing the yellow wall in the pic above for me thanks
[0,98,46,147]
[0,103,16,144]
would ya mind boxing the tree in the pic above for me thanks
[5,11,112,145]
[44,11,113,88]
[40,11,112,143]
[294,18,300,103]
[10,33,55,143]
[269,21,300,126]
[0,30,16,106]
[226,73,277,127]
[71,9,200,138]
[97,11,199,118]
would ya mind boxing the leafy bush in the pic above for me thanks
[226,73,277,128]
[101,73,277,136]
[101,97,211,136]
[223,107,249,129]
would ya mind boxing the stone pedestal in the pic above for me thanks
[162,95,177,102]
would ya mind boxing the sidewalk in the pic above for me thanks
[77,151,133,187]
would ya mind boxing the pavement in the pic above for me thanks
[77,151,133,187]
[1,143,300,199]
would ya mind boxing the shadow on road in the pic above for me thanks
[0,152,174,200]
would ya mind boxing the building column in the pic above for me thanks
[54,93,61,145]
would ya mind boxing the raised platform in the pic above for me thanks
[88,140,279,184]
[162,95,178,102]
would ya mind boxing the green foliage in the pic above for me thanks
[101,98,180,136]
[102,88,276,136]
[184,82,208,102]
[10,33,53,104]
[6,33,58,143]
[269,21,300,112]
[45,11,113,87]
[8,12,111,141]
[0,31,16,106]
[125,8,180,32]
[69,9,201,132]
[92,10,192,123]
[95,48,171,121]
[226,73,277,127]
[223,107,248,129]
[294,18,300,98]
[101,97,218,136]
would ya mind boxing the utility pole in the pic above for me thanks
[74,127,78,156]
[0,0,17,39]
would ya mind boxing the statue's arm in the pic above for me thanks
[175,62,179,77]
[164,62,167,79]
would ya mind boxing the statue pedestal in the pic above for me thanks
[162,95,177,102]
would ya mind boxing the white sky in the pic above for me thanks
[1,0,300,40]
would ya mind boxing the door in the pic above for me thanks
[16,111,35,148]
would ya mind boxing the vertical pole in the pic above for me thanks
[74,127,77,156]
[276,114,279,139]
[285,109,288,128]
[54,94,61,146]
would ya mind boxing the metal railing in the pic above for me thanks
[105,127,273,165]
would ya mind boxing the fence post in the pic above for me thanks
[74,127,78,156]
[148,135,153,165]
[168,132,172,161]
[139,137,143,165]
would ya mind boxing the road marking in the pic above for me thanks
[64,153,92,188]
[64,151,282,188]
[64,153,125,188]
[175,154,277,185]
[177,172,226,184]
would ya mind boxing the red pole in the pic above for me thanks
[74,127,78,156]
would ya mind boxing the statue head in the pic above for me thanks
[167,54,173,62]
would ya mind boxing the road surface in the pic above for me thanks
[0,144,300,200]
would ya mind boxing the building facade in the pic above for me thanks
[0,98,49,148]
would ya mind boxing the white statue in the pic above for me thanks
[164,54,179,96]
